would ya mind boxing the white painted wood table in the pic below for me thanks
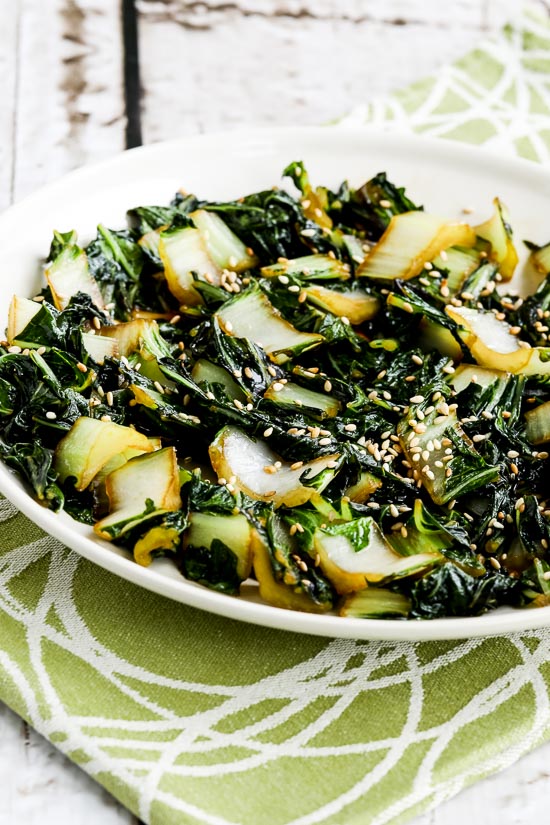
[1,1,550,822]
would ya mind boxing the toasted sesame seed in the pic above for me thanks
[92,316,101,330]
[489,557,501,570]
[263,427,273,438]
[507,450,519,458]
[319,437,331,445]
[290,461,304,471]
[106,391,114,406]
[33,295,45,302]
[170,315,181,324]
[272,382,284,392]
[411,354,423,365]
[389,504,399,518]
[324,380,332,393]
[263,465,278,474]
[510,462,519,475]
[410,395,424,404]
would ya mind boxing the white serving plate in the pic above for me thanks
[0,126,549,641]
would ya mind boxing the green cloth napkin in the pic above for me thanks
[2,6,550,824]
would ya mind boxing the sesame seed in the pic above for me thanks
[100,414,111,422]
[389,504,399,518]
[45,411,57,420]
[411,354,423,365]
[290,461,304,471]
[489,557,501,570]
[510,462,519,475]
[462,206,474,214]
[319,437,331,446]
[154,381,164,394]
[263,427,273,438]
[344,423,357,432]
[288,285,300,293]
[379,199,391,208]
[224,320,233,332]
[7,345,21,354]
[507,450,519,458]
[324,380,332,393]
[410,395,424,404]
[33,295,45,302]
[233,399,244,410]
[263,465,277,474]
[272,382,284,392]
[92,317,101,330]
[106,391,114,406]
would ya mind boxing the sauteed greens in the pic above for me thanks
[2,163,550,620]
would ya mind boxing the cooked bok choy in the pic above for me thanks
[1,160,549,621]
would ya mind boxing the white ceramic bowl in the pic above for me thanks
[1,126,549,641]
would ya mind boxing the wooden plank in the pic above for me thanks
[0,703,137,824]
[11,0,126,203]
[0,1,19,210]
[137,0,516,143]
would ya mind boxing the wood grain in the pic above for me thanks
[10,0,126,202]
[137,0,501,142]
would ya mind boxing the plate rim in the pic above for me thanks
[1,124,549,642]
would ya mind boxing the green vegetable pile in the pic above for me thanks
[2,161,550,621]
